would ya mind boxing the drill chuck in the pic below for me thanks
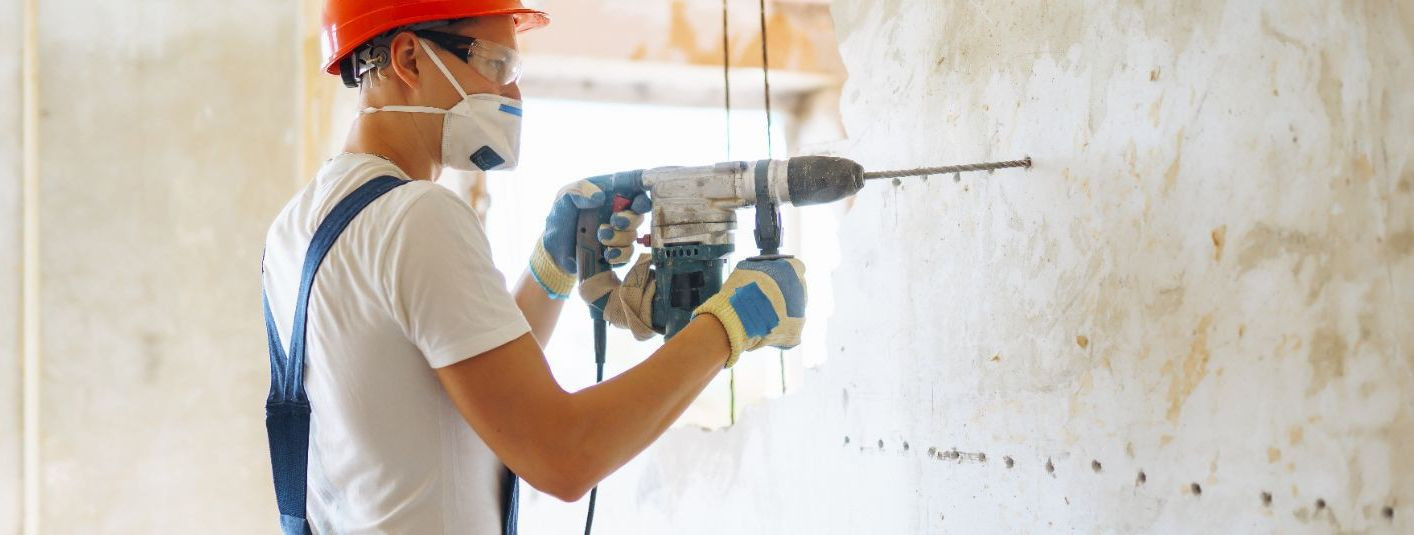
[783,156,865,206]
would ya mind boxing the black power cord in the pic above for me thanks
[584,318,606,534]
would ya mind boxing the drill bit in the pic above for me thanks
[863,157,1032,180]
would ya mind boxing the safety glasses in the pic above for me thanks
[413,30,523,87]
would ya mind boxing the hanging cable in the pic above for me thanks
[722,0,733,161]
[756,0,788,395]
[758,0,775,159]
[722,0,740,426]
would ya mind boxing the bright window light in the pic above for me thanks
[482,98,837,430]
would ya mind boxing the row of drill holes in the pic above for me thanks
[849,437,1397,519]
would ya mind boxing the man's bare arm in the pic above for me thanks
[512,268,564,346]
[435,315,729,501]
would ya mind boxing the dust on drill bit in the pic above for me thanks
[864,157,1032,180]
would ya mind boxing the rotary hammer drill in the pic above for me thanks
[574,155,866,338]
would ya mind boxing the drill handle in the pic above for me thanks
[575,206,613,314]
[573,170,648,315]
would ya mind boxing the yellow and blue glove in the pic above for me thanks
[529,177,652,299]
[692,257,808,368]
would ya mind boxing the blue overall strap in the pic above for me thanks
[264,176,407,535]
[503,466,520,535]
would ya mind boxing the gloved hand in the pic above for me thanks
[579,254,659,340]
[692,257,807,368]
[529,177,652,299]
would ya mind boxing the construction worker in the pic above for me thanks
[260,1,808,533]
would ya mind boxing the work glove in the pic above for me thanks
[692,257,807,368]
[579,254,659,340]
[529,177,652,299]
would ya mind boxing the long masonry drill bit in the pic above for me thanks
[864,157,1032,180]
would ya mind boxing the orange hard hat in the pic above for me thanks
[321,0,549,77]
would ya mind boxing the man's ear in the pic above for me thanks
[387,31,422,89]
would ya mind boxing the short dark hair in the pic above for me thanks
[342,18,471,88]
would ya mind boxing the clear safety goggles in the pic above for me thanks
[413,30,523,87]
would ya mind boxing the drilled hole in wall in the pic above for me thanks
[1136,471,1147,485]
[1190,483,1202,496]
[1091,460,1102,472]
[843,436,850,445]
[1261,492,1272,507]
[1045,459,1055,474]
[1003,456,1015,469]
[978,452,987,462]
[1384,506,1395,520]
[1315,499,1326,510]
[903,441,910,451]
[877,439,884,450]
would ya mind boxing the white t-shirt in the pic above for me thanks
[262,153,531,534]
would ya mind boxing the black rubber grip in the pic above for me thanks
[786,156,865,206]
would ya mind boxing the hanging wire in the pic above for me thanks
[729,366,737,425]
[756,0,788,395]
[759,0,775,159]
[722,0,733,161]
[723,0,738,427]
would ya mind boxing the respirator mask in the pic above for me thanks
[359,34,524,172]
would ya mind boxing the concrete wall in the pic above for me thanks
[2,0,25,531]
[528,0,1414,533]
[28,1,296,532]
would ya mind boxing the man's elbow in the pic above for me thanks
[525,464,597,502]
[512,392,604,501]
[543,481,593,503]
[520,435,599,501]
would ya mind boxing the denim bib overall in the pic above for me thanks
[262,176,519,534]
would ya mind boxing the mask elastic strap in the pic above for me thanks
[360,105,446,115]
[359,38,472,116]
[415,38,471,100]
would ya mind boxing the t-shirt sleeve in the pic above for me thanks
[380,187,531,368]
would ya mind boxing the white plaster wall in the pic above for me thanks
[2,0,24,531]
[543,0,1414,533]
[33,1,296,532]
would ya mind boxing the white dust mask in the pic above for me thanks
[360,38,522,172]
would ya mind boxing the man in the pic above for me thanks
[260,1,809,533]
